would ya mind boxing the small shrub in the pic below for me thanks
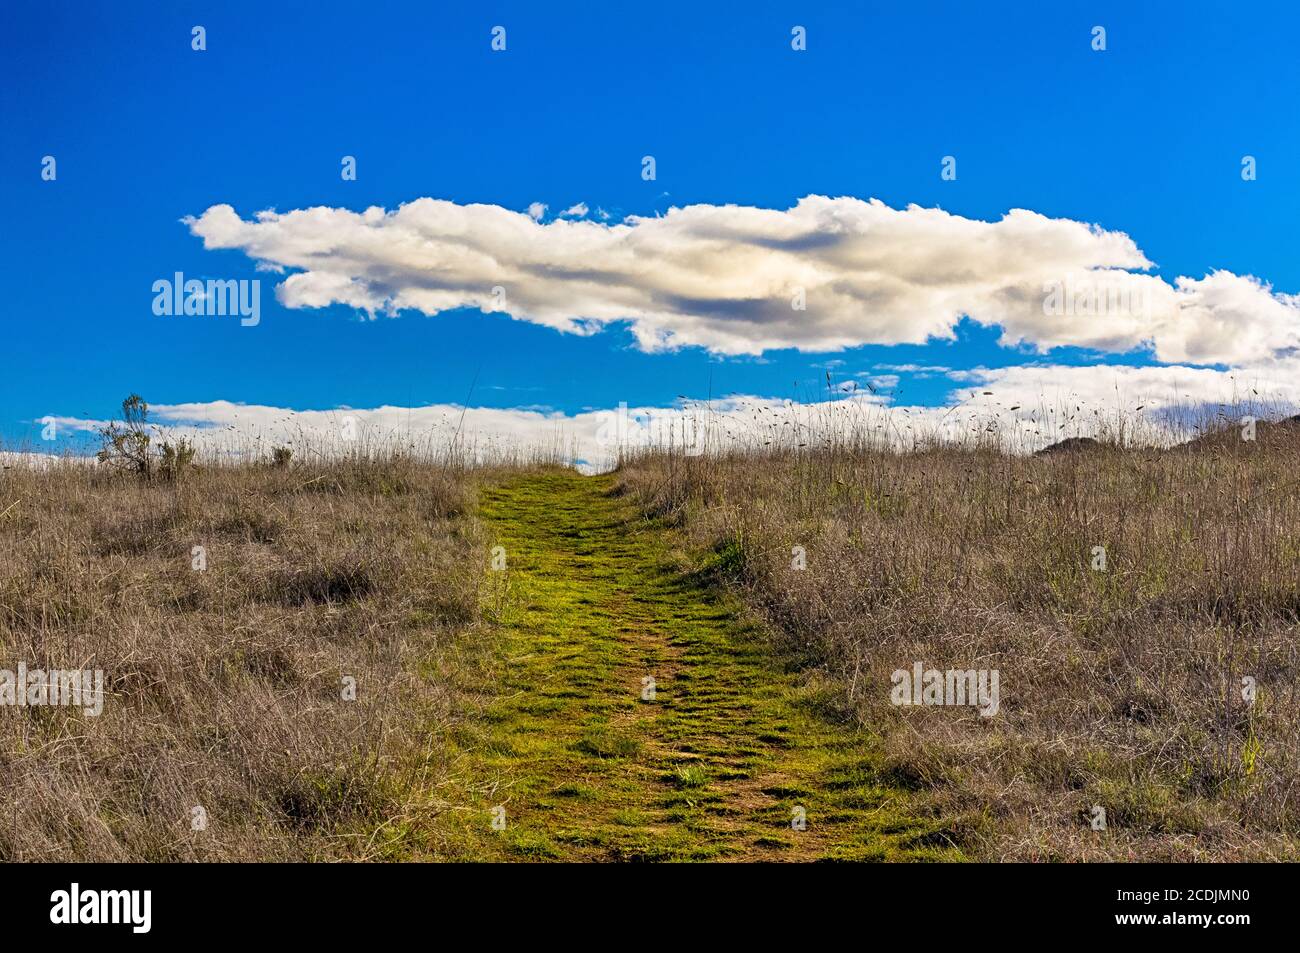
[97,394,153,477]
[159,438,197,481]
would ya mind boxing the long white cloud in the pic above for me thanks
[186,196,1300,365]
[37,361,1300,472]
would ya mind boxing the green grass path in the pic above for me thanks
[437,469,957,861]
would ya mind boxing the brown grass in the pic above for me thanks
[616,415,1300,861]
[7,398,1300,862]
[0,454,486,861]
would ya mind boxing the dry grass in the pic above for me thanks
[617,414,1300,861]
[8,395,1300,862]
[0,453,489,861]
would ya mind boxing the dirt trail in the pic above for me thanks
[438,470,957,861]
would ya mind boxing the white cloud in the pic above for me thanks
[874,363,952,374]
[186,195,1300,364]
[48,398,736,473]
[560,202,589,218]
[862,374,900,391]
[526,202,547,221]
[44,359,1300,474]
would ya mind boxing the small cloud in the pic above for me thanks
[526,202,547,221]
[560,202,589,218]
[873,363,952,374]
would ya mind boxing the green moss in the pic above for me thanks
[430,469,961,862]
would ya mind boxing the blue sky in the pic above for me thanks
[4,0,1300,455]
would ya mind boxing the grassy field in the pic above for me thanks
[0,456,956,861]
[0,456,481,860]
[617,423,1300,861]
[5,415,1300,861]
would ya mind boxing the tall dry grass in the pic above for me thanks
[617,409,1300,861]
[0,451,494,860]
